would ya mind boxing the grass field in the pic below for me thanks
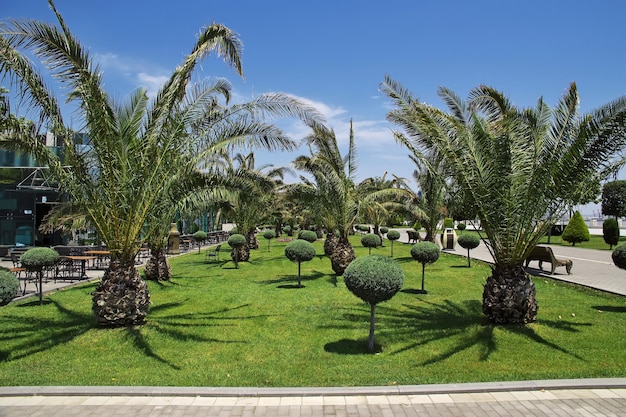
[1,235,625,387]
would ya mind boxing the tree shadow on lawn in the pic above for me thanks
[321,298,589,363]
[591,305,626,313]
[0,298,96,362]
[259,271,326,287]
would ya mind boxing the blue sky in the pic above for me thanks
[4,1,626,215]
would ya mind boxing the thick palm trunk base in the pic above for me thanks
[324,233,339,256]
[331,238,355,276]
[144,250,171,281]
[232,244,250,263]
[482,265,537,324]
[92,261,150,326]
[247,233,259,250]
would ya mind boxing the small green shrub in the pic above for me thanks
[457,234,480,267]
[562,211,590,246]
[20,247,59,305]
[228,227,239,235]
[456,223,466,232]
[612,244,626,270]
[227,234,246,268]
[193,231,207,252]
[263,230,276,251]
[442,217,454,229]
[20,247,59,271]
[283,225,292,236]
[603,218,620,249]
[379,226,389,235]
[344,255,404,353]
[284,239,316,287]
[0,270,19,305]
[386,230,401,257]
[299,230,318,243]
[410,241,440,293]
[361,233,381,255]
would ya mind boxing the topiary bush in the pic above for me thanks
[21,247,60,305]
[456,222,466,233]
[457,234,480,267]
[0,270,20,306]
[344,255,404,353]
[562,211,590,246]
[227,234,246,269]
[603,218,620,250]
[410,241,440,293]
[379,226,389,235]
[612,244,626,270]
[228,227,239,235]
[283,225,292,237]
[284,239,316,287]
[298,230,318,243]
[262,230,276,251]
[361,233,381,255]
[386,230,401,257]
[442,217,454,229]
[193,230,207,253]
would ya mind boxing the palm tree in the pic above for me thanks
[382,75,626,324]
[0,2,321,325]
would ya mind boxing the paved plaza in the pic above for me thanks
[1,228,625,416]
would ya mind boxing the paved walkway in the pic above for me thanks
[2,234,626,416]
[1,379,626,416]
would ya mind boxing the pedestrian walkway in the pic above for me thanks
[1,379,626,417]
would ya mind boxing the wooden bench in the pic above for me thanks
[407,230,420,244]
[525,246,573,275]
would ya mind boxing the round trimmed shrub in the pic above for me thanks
[612,244,626,270]
[361,233,381,255]
[458,234,480,267]
[227,234,247,268]
[283,225,292,236]
[344,255,404,352]
[193,230,207,253]
[0,270,19,305]
[456,223,466,232]
[21,247,60,305]
[379,226,389,235]
[442,217,454,229]
[228,227,239,235]
[299,230,318,243]
[284,239,316,287]
[263,230,276,251]
[387,230,400,241]
[410,241,440,293]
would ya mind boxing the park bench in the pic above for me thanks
[407,230,420,244]
[525,246,573,275]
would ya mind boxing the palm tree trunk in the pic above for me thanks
[144,248,171,281]
[482,265,537,324]
[92,260,150,326]
[331,237,355,276]
[324,232,338,256]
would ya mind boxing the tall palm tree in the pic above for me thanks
[0,1,321,325]
[382,75,626,324]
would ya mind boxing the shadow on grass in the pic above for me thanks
[324,339,382,355]
[259,271,326,286]
[0,298,96,362]
[591,305,626,313]
[322,298,589,363]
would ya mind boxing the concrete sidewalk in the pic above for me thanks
[1,379,626,417]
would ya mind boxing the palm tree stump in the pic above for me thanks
[482,265,537,325]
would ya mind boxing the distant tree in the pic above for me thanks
[386,230,400,257]
[410,242,440,293]
[361,233,382,255]
[603,218,620,250]
[284,239,316,287]
[263,230,276,252]
[343,255,404,353]
[602,180,626,219]
[562,211,590,246]
[457,234,480,267]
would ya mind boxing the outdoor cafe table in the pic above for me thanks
[61,255,97,279]
[83,250,110,269]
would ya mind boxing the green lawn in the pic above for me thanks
[1,236,625,387]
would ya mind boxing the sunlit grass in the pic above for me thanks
[0,235,624,387]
